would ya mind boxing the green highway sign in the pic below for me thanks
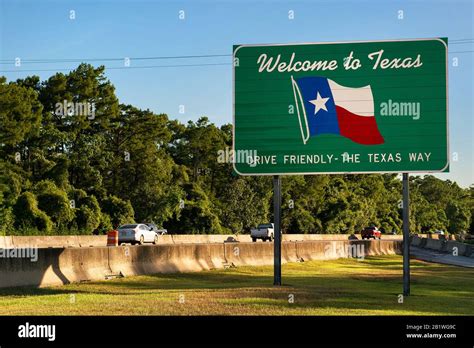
[233,38,448,175]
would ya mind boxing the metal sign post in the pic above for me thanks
[273,175,282,286]
[402,173,410,296]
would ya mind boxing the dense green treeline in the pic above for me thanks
[0,64,472,235]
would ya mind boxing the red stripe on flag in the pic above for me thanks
[335,106,384,145]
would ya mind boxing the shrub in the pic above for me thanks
[34,180,74,227]
[12,192,52,233]
[69,189,101,233]
[0,206,14,236]
[96,213,113,234]
[101,195,135,228]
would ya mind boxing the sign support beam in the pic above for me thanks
[402,173,410,296]
[273,175,282,286]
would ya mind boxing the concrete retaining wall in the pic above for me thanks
[157,235,175,244]
[445,241,468,256]
[0,235,107,248]
[0,240,402,288]
[0,236,14,249]
[170,234,253,244]
[296,240,342,261]
[0,247,111,288]
[108,243,227,276]
[411,236,422,247]
[224,242,274,266]
[424,238,445,251]
[0,233,403,248]
[11,236,78,248]
[283,234,402,241]
[57,247,111,284]
[467,245,474,258]
[411,237,473,257]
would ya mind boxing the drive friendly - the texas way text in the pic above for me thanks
[250,152,432,166]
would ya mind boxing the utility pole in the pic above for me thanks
[273,175,282,286]
[402,173,410,296]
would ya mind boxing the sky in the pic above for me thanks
[0,0,473,187]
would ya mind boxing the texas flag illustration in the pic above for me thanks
[291,76,384,145]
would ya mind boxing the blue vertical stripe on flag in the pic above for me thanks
[295,76,340,137]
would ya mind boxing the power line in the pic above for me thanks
[0,49,472,69]
[1,38,472,65]
[0,39,473,73]
[0,62,231,73]
[0,54,231,64]
[1,51,472,73]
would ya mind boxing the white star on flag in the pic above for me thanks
[309,92,330,115]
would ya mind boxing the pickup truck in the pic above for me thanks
[361,226,382,240]
[142,223,167,235]
[250,223,274,242]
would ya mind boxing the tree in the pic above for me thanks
[101,195,135,228]
[12,192,52,234]
[415,201,448,232]
[1,66,471,236]
[0,191,14,235]
[446,202,471,233]
[219,178,269,233]
[282,176,320,233]
[70,189,101,233]
[166,183,223,234]
[33,180,74,228]
[103,105,185,224]
[0,77,42,146]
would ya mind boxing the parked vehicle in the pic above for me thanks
[361,226,382,240]
[142,223,168,235]
[433,230,445,235]
[117,223,159,245]
[250,223,274,242]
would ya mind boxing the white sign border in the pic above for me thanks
[232,38,449,176]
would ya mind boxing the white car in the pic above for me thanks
[117,224,158,245]
[250,223,275,242]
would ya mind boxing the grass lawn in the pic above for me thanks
[0,255,473,315]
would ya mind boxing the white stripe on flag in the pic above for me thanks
[328,79,374,117]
